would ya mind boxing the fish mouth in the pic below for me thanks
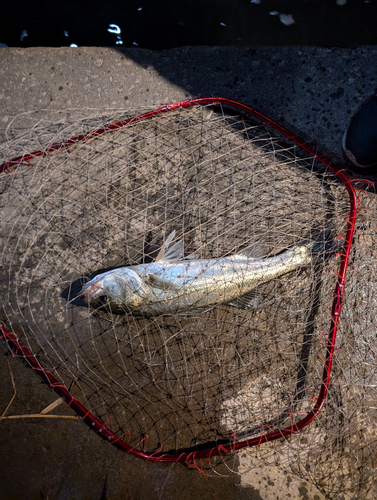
[82,282,104,305]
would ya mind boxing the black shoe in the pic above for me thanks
[342,91,377,169]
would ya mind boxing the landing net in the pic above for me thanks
[1,98,375,498]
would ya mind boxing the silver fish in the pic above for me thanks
[80,230,336,317]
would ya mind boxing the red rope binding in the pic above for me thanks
[0,97,358,462]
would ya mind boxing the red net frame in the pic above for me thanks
[0,97,358,465]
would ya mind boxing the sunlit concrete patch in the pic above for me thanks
[221,376,287,432]
[220,378,327,497]
[235,461,325,500]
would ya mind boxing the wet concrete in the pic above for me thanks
[3,0,377,48]
[1,45,376,499]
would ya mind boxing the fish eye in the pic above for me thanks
[97,295,107,304]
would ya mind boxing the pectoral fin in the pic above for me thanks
[227,289,259,311]
[147,273,181,291]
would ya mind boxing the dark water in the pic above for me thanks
[3,0,377,48]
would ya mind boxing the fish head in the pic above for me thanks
[81,268,150,313]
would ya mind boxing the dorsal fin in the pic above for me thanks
[234,241,266,260]
[155,231,184,262]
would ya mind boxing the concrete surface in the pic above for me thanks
[1,46,377,156]
[0,45,376,500]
